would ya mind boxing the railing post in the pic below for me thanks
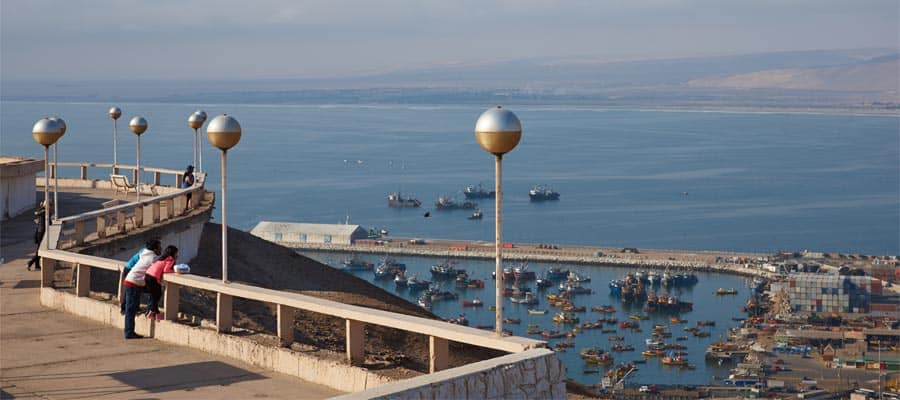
[133,205,144,228]
[216,293,232,333]
[117,268,125,306]
[429,336,449,373]
[41,254,54,288]
[176,174,183,187]
[151,202,160,223]
[116,210,126,232]
[346,319,365,365]
[80,165,87,180]
[132,168,138,185]
[96,216,107,238]
[75,264,91,297]
[277,304,296,347]
[113,166,119,175]
[74,220,85,245]
[163,282,180,321]
[154,171,161,186]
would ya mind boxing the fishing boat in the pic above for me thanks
[527,308,548,315]
[559,281,592,295]
[417,295,432,311]
[535,275,554,289]
[592,305,616,313]
[619,321,639,330]
[585,354,614,365]
[579,347,604,358]
[608,279,623,295]
[467,210,483,220]
[529,185,560,201]
[552,311,579,324]
[461,298,484,308]
[661,353,686,365]
[511,292,539,305]
[430,260,465,279]
[611,344,635,352]
[341,256,374,271]
[503,318,521,325]
[629,314,649,320]
[526,324,542,335]
[387,192,421,208]
[566,271,591,283]
[715,288,738,295]
[430,290,458,302]
[463,183,495,199]
[647,271,659,286]
[644,292,694,313]
[510,263,536,281]
[546,267,569,281]
[447,314,468,326]
[541,330,567,339]
[641,349,665,357]
[406,276,431,291]
[435,196,478,210]
[373,264,394,280]
[608,335,625,342]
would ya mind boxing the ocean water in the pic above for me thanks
[305,251,753,387]
[3,101,897,254]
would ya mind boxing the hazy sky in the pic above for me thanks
[1,0,897,81]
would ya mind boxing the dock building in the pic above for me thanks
[771,273,884,314]
[250,221,369,245]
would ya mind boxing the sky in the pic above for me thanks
[1,0,898,81]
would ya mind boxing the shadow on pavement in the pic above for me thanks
[108,361,265,393]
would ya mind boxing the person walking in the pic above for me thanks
[119,239,162,314]
[144,245,178,320]
[122,241,161,339]
[26,203,47,271]
[182,165,195,211]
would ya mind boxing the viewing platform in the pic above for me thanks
[2,160,565,399]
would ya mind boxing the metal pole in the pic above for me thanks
[53,143,59,220]
[193,128,199,170]
[113,119,118,168]
[44,146,50,236]
[221,150,228,282]
[199,127,204,173]
[136,135,141,203]
[494,154,503,335]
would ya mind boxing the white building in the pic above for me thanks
[250,221,368,245]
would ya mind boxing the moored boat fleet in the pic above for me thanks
[386,183,562,218]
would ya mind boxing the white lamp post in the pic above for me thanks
[194,110,207,173]
[188,112,205,170]
[206,114,241,282]
[109,107,122,171]
[129,117,148,202]
[474,106,522,335]
[32,118,63,237]
[48,117,66,220]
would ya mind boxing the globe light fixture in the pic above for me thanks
[109,107,122,170]
[32,117,63,242]
[194,110,207,172]
[48,117,66,220]
[474,105,522,335]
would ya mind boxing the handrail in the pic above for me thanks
[164,273,544,353]
[55,185,205,224]
[52,161,183,175]
[41,248,121,271]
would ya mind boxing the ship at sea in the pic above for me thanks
[387,192,421,208]
[434,196,478,210]
[529,185,560,201]
[463,183,496,199]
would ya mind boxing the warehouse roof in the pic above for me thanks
[250,221,364,237]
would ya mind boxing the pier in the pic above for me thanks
[262,235,774,278]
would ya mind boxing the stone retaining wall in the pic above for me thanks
[331,348,565,400]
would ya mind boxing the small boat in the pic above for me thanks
[467,210,483,220]
[430,290,458,302]
[552,312,580,324]
[394,272,408,288]
[592,305,616,314]
[715,288,738,295]
[435,196,478,210]
[387,192,421,208]
[503,318,521,325]
[461,298,484,308]
[541,330,567,339]
[406,277,431,291]
[431,260,465,279]
[641,349,665,357]
[535,276,554,289]
[511,292,539,305]
[526,324,542,335]
[417,295,432,311]
[585,354,614,365]
[611,344,635,352]
[608,335,625,342]
[527,308,548,315]
[463,183,495,199]
[341,256,374,271]
[529,185,560,201]
[661,354,686,365]
[447,314,468,326]
[629,314,649,320]
[546,267,569,281]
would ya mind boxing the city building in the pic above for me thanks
[250,221,369,245]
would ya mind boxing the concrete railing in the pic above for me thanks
[36,161,560,398]
[49,161,198,188]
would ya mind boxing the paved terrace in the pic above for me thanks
[0,189,342,399]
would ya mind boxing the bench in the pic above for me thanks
[110,174,136,195]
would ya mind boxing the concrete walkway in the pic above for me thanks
[1,192,343,399]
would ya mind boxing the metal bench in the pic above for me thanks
[110,174,136,195]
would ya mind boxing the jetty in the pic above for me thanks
[250,225,774,278]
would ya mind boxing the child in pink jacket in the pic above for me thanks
[144,245,178,320]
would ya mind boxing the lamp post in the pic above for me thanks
[48,117,66,221]
[32,118,64,239]
[474,106,522,335]
[109,107,122,170]
[188,112,205,170]
[129,117,148,202]
[206,114,241,283]
[194,110,207,173]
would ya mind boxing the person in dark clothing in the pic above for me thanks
[26,203,47,271]
[182,165,195,211]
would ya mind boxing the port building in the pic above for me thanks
[250,221,369,245]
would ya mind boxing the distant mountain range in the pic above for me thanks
[3,48,898,112]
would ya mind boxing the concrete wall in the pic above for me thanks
[2,174,36,220]
[332,349,566,400]
[40,288,394,393]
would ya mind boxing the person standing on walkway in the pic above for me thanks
[119,239,161,314]
[26,203,47,271]
[144,245,178,320]
[122,241,161,339]
[182,165,195,211]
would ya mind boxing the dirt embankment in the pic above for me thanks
[179,223,501,375]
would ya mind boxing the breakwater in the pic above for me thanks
[275,237,772,278]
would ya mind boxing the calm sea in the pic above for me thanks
[2,101,898,255]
